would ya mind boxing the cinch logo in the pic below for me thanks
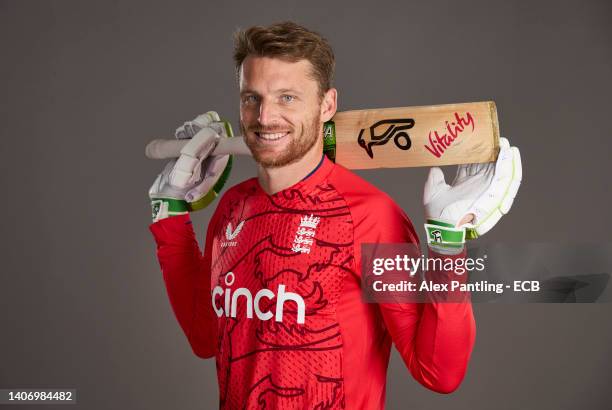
[357,118,414,158]
[211,272,306,324]
[221,220,244,247]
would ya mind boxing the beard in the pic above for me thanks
[241,112,321,168]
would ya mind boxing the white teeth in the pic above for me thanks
[258,132,288,141]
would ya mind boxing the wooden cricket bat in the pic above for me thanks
[145,101,500,169]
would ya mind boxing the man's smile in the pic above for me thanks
[254,131,291,143]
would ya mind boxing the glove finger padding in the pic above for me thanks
[182,121,235,211]
[170,127,220,188]
[174,111,220,139]
[186,154,232,211]
[464,137,522,237]
[150,160,184,199]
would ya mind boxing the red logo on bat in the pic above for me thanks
[424,112,475,158]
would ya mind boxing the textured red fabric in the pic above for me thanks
[150,157,475,409]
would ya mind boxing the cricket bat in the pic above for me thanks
[145,101,500,169]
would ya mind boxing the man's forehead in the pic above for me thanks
[239,56,316,92]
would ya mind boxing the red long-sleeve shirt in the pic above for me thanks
[150,156,475,409]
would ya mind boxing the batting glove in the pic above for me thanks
[148,112,233,222]
[423,137,522,249]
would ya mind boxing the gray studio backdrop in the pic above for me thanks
[1,0,611,409]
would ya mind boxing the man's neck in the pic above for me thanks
[257,143,324,195]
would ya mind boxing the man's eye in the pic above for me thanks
[242,95,259,105]
[281,95,295,103]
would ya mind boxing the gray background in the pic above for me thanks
[1,0,611,409]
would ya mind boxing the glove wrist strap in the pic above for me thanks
[424,219,466,249]
[151,198,189,222]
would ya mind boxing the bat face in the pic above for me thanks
[325,101,499,169]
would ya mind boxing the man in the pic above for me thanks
[148,22,521,409]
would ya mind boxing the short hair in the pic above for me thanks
[233,21,335,96]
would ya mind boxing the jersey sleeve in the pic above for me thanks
[353,197,476,394]
[149,212,219,359]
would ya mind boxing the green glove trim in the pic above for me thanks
[424,219,466,248]
[465,228,479,240]
[425,219,454,228]
[427,218,478,241]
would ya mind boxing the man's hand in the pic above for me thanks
[423,137,522,249]
[148,112,233,222]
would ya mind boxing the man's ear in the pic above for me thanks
[320,88,337,122]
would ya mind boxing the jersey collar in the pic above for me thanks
[255,154,335,197]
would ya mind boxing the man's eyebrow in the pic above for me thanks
[276,88,302,95]
[239,88,303,96]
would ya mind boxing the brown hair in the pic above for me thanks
[233,21,335,96]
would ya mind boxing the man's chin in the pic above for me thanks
[253,151,300,168]
[247,141,295,168]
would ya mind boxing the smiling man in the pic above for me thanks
[148,21,521,409]
[237,38,337,194]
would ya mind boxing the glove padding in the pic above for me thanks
[424,137,522,246]
[148,112,233,222]
[174,111,221,140]
[170,124,232,207]
[149,159,191,222]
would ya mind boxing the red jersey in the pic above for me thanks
[150,156,475,409]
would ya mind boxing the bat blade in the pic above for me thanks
[145,101,500,168]
[328,101,499,169]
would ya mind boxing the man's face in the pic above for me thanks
[239,56,325,168]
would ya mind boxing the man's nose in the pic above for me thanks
[258,100,279,126]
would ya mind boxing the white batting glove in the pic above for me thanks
[423,137,522,249]
[172,121,233,209]
[148,112,233,222]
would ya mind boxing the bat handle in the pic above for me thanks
[145,136,250,159]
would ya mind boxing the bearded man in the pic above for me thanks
[148,21,521,409]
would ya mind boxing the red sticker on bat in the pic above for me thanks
[424,112,475,158]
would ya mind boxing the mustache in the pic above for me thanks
[245,125,293,133]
